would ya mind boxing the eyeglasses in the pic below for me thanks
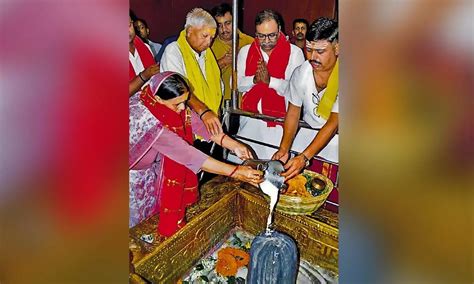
[255,32,278,41]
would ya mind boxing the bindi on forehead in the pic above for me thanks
[306,40,330,50]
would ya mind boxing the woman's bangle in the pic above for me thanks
[229,165,239,177]
[219,134,227,146]
[138,72,147,83]
[199,109,211,120]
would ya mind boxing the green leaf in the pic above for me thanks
[196,264,204,271]
[236,277,245,284]
[227,276,236,284]
[183,281,189,284]
[200,275,209,282]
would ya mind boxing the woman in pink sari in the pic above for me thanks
[129,72,262,236]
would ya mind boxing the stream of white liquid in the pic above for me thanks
[259,180,280,233]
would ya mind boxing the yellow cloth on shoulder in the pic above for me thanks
[316,58,339,120]
[211,30,254,101]
[177,30,223,115]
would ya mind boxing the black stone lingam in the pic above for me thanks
[247,230,298,284]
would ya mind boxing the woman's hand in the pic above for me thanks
[233,142,254,160]
[231,165,264,186]
[216,134,254,161]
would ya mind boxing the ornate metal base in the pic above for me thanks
[129,176,338,283]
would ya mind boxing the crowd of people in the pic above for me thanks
[129,5,339,238]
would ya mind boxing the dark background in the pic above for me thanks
[130,0,336,43]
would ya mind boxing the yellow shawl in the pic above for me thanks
[211,30,254,100]
[177,30,222,114]
[316,58,339,120]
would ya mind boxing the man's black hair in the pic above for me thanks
[135,18,149,29]
[211,3,232,18]
[306,17,338,42]
[255,9,282,28]
[130,9,138,21]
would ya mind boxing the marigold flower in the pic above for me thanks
[216,253,238,277]
[218,247,250,267]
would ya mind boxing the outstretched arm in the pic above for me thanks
[272,102,302,163]
[201,157,263,185]
[281,112,338,180]
[210,133,254,160]
[187,95,223,136]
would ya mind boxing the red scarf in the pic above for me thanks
[241,32,290,126]
[129,36,155,80]
[140,86,198,237]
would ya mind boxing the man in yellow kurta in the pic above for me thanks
[211,3,254,104]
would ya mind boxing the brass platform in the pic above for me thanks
[129,176,338,283]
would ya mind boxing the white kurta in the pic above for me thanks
[229,43,304,161]
[129,43,153,75]
[160,41,207,78]
[287,61,339,163]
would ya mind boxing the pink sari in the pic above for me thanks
[129,93,164,227]
[129,72,211,228]
[129,73,173,227]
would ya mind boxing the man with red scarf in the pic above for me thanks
[129,15,160,96]
[230,10,304,161]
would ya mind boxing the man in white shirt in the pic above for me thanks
[232,9,305,160]
[272,17,339,180]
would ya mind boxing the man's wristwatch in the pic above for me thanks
[300,153,310,167]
